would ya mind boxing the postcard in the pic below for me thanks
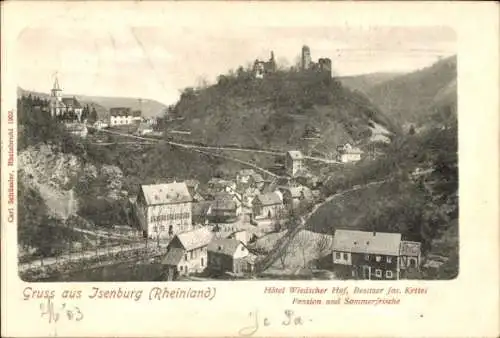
[1,1,499,337]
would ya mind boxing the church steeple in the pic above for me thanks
[51,74,62,97]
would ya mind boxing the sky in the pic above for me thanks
[16,25,456,105]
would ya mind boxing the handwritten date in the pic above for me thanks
[239,309,308,337]
[40,298,84,324]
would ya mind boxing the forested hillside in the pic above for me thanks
[364,56,457,125]
[165,68,398,152]
[308,112,458,279]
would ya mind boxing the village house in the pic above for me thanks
[109,107,134,126]
[241,187,261,208]
[208,197,241,223]
[236,169,256,186]
[207,238,255,275]
[252,191,284,220]
[332,229,422,280]
[162,227,214,280]
[93,120,109,130]
[134,181,193,239]
[279,186,313,210]
[192,201,212,226]
[249,173,265,190]
[285,150,305,177]
[336,143,363,163]
[132,110,142,123]
[206,178,237,197]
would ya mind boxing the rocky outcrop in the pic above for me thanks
[18,144,125,219]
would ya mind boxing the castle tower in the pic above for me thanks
[268,50,277,72]
[50,75,63,117]
[301,45,312,70]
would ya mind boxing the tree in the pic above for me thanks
[89,106,98,123]
[313,234,332,262]
[294,231,309,268]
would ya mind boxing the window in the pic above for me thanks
[179,266,183,272]
[365,254,370,260]
[343,253,348,260]
[160,225,165,231]
[190,251,194,259]
[376,256,381,262]
[335,252,341,259]
[386,270,393,279]
[201,258,204,267]
[184,254,188,261]
[153,226,158,232]
[387,257,392,263]
[375,269,382,278]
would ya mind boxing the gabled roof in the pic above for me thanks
[238,169,255,177]
[333,230,402,256]
[207,238,245,256]
[140,182,192,205]
[162,247,185,265]
[208,178,234,187]
[109,107,132,117]
[211,199,237,211]
[175,227,214,251]
[288,186,312,199]
[287,150,304,160]
[254,191,282,206]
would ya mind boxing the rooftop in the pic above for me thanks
[175,227,214,251]
[140,182,192,206]
[162,247,185,266]
[333,229,402,256]
[207,238,244,256]
[254,191,282,206]
[287,150,304,160]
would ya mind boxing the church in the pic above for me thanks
[49,76,84,122]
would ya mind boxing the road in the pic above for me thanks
[255,179,387,272]
[18,241,153,273]
[90,127,285,178]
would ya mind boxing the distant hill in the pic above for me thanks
[165,70,398,155]
[339,72,402,95]
[17,87,167,119]
[363,56,457,124]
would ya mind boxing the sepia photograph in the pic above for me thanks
[3,2,500,338]
[15,24,458,283]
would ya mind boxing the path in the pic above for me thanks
[90,127,285,178]
[255,179,387,272]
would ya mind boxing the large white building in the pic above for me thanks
[109,107,135,126]
[135,182,193,239]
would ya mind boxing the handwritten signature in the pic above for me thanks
[40,298,84,324]
[238,309,308,337]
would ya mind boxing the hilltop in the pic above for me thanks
[17,87,167,119]
[165,69,398,154]
[362,56,457,125]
